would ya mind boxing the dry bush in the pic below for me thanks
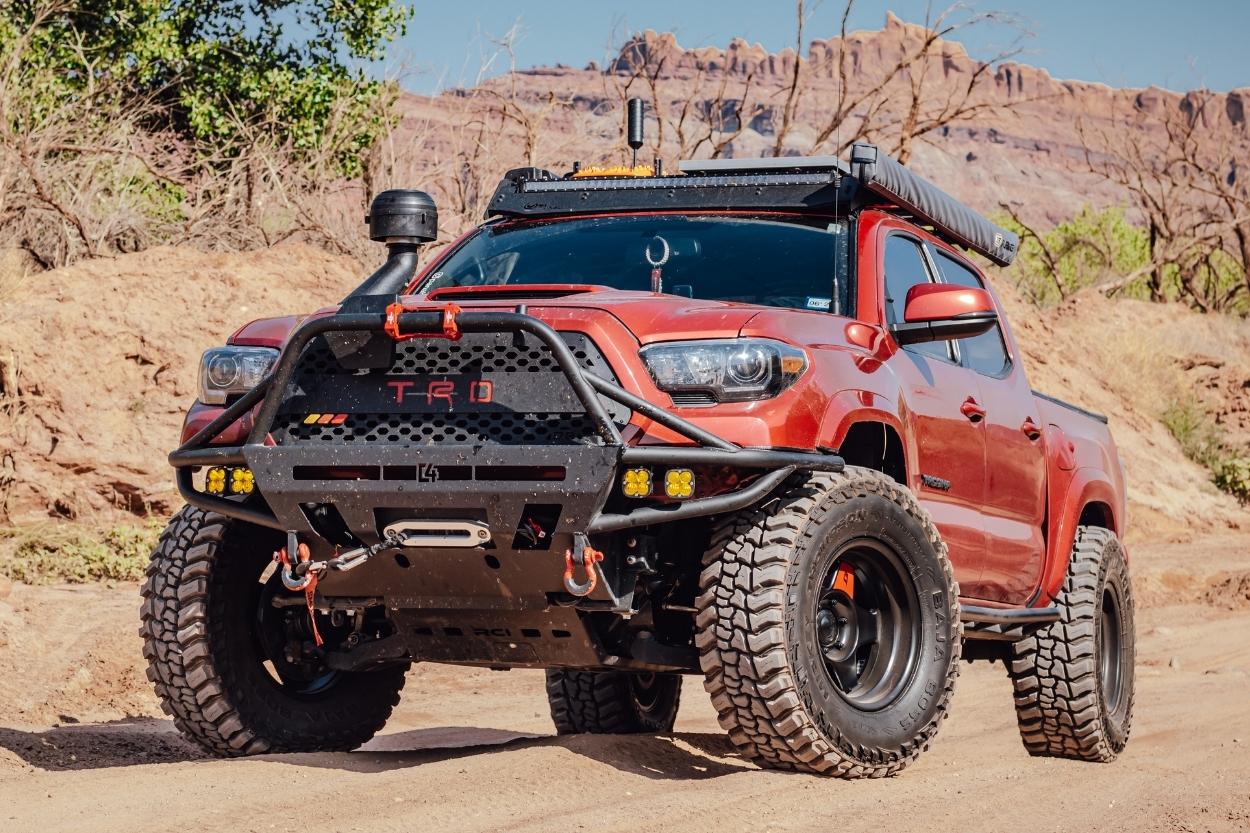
[0,8,179,267]
[0,3,409,271]
[1078,92,1250,312]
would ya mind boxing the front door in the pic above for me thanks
[882,233,988,590]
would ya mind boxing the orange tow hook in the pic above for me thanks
[563,544,604,597]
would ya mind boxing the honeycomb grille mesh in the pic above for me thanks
[273,331,624,446]
[294,336,604,376]
[276,411,601,445]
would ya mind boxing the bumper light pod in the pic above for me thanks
[664,468,695,499]
[205,466,227,495]
[230,467,255,495]
[622,467,652,498]
[205,466,254,496]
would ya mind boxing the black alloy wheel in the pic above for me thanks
[814,540,921,711]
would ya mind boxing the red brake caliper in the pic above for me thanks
[832,562,856,598]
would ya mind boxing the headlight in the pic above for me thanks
[198,346,279,405]
[640,339,808,403]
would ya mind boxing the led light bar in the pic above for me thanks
[484,143,1018,267]
[521,172,836,193]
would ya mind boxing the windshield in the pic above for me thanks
[421,215,852,314]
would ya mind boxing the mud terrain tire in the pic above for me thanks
[696,467,961,777]
[1008,526,1135,761]
[546,669,681,734]
[140,506,407,756]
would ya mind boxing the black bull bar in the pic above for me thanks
[169,308,845,541]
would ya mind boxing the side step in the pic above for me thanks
[959,604,1061,626]
[960,604,1061,644]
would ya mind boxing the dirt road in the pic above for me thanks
[1,536,1248,833]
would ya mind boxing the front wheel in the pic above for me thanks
[140,506,408,756]
[696,468,961,777]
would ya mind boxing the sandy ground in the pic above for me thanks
[0,536,1248,833]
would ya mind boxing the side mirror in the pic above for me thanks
[891,283,998,346]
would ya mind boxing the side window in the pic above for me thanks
[883,235,950,361]
[931,250,1011,377]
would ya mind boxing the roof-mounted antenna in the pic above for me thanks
[627,98,644,168]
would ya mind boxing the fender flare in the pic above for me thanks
[1038,467,1121,603]
[818,389,912,483]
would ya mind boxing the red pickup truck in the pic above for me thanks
[143,138,1134,778]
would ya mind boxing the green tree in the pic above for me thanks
[3,0,410,175]
[997,205,1149,306]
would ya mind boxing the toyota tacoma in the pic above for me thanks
[142,130,1135,777]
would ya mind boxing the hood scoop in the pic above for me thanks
[426,284,607,302]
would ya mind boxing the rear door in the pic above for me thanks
[928,246,1047,604]
[881,233,988,589]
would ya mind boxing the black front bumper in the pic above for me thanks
[169,305,843,669]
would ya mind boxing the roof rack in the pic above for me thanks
[843,144,1017,267]
[484,144,1018,267]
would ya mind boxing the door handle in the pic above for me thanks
[1020,418,1042,441]
[959,397,986,422]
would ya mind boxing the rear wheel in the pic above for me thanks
[696,468,961,777]
[140,506,407,756]
[545,669,681,734]
[1008,526,1135,761]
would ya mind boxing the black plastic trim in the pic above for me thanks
[1032,390,1109,425]
[959,604,1061,626]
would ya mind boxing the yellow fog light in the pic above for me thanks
[622,467,652,498]
[205,466,227,495]
[229,467,255,495]
[664,468,695,499]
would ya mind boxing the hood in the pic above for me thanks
[228,288,781,350]
[411,287,764,344]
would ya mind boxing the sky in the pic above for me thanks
[389,0,1250,95]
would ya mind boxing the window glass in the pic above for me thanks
[882,235,949,361]
[932,250,1011,376]
[422,215,851,314]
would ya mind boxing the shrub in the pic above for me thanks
[997,206,1149,306]
[1214,458,1250,505]
[1162,399,1250,504]
[1161,400,1226,470]
[0,1,410,266]
[0,521,161,584]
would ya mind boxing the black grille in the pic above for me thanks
[272,331,626,446]
[670,391,717,407]
[276,411,601,445]
[294,335,606,376]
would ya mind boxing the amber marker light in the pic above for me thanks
[622,468,653,498]
[230,468,255,495]
[205,467,227,495]
[664,468,695,499]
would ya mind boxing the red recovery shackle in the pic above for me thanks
[563,546,604,597]
[384,302,462,342]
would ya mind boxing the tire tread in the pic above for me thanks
[695,468,961,777]
[140,506,405,756]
